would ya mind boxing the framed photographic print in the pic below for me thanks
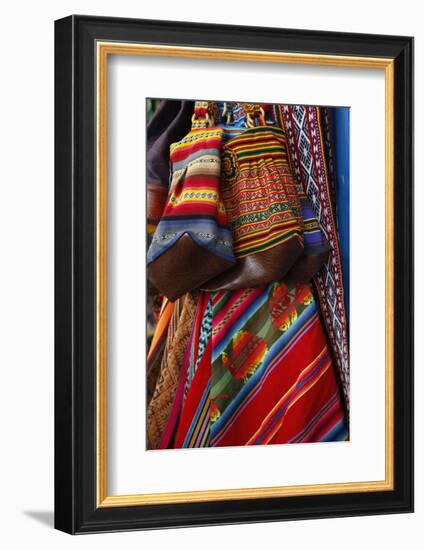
[54,15,414,534]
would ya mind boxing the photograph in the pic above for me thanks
[145,99,350,450]
[51,11,414,535]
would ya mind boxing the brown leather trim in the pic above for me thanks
[284,243,331,285]
[148,233,234,301]
[147,184,168,223]
[201,238,303,291]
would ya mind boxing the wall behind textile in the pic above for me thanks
[0,1,420,548]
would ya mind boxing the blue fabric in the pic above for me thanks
[147,218,235,264]
[331,107,350,325]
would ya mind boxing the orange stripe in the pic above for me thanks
[147,299,174,361]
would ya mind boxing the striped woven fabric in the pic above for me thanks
[220,126,304,258]
[218,103,328,256]
[216,102,249,143]
[174,282,347,448]
[174,340,212,448]
[147,126,235,265]
[210,283,347,446]
[174,295,213,449]
[217,105,327,257]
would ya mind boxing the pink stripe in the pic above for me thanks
[171,137,221,162]
[212,288,263,344]
[211,289,245,327]
[194,412,209,447]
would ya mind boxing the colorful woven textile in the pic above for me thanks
[147,292,198,450]
[273,104,350,409]
[173,116,347,448]
[216,103,327,257]
[318,108,337,217]
[174,293,213,448]
[184,295,213,401]
[147,102,349,449]
[300,195,330,253]
[216,102,328,257]
[174,283,348,448]
[210,282,347,446]
[221,126,304,258]
[215,102,249,143]
[147,126,235,265]
[147,124,237,301]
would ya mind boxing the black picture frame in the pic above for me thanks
[55,15,414,534]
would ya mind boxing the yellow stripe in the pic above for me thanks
[230,129,285,143]
[235,232,300,250]
[171,188,220,196]
[233,141,286,151]
[230,215,301,235]
[188,397,210,448]
[168,197,220,207]
[235,220,301,241]
[236,233,302,256]
[226,200,298,218]
[235,195,298,208]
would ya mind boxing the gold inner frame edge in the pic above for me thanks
[96,42,395,508]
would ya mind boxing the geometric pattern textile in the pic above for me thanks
[274,104,350,411]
